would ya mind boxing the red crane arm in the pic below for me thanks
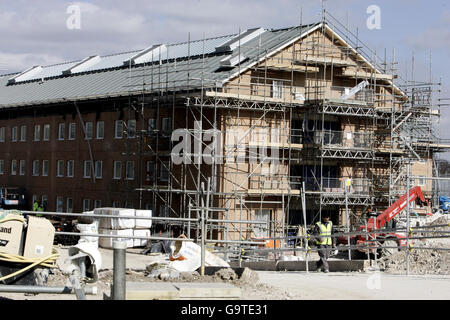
[375,186,426,229]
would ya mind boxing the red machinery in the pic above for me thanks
[340,186,428,256]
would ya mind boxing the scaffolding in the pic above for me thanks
[118,9,449,262]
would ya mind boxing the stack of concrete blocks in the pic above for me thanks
[96,208,152,249]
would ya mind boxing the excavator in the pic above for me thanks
[339,186,428,258]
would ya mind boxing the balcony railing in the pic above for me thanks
[290,130,373,149]
[290,177,372,195]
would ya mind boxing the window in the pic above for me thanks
[124,200,133,209]
[113,161,122,179]
[41,195,48,210]
[145,203,153,210]
[57,160,64,177]
[83,199,91,212]
[160,162,169,182]
[0,127,5,142]
[148,119,156,132]
[112,201,120,208]
[417,176,426,186]
[94,200,102,209]
[33,160,39,176]
[43,124,50,141]
[11,126,18,142]
[56,197,64,213]
[84,161,92,178]
[127,120,136,138]
[20,126,26,142]
[0,160,4,174]
[34,125,41,141]
[19,160,25,175]
[95,161,103,179]
[146,161,155,181]
[67,198,73,213]
[96,121,104,139]
[68,123,76,140]
[42,160,49,176]
[161,118,171,132]
[18,160,25,175]
[11,160,17,175]
[85,122,93,140]
[254,209,271,237]
[67,160,74,177]
[272,80,283,99]
[126,161,135,180]
[58,123,65,140]
[115,120,123,139]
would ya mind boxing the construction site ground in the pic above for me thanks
[1,240,449,300]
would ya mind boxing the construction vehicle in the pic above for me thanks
[339,186,428,258]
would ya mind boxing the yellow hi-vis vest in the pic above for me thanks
[316,221,332,245]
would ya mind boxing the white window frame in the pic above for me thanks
[67,198,73,213]
[43,124,50,141]
[57,160,64,177]
[161,117,171,132]
[83,199,91,212]
[41,195,48,210]
[19,160,25,176]
[68,123,76,140]
[148,118,156,132]
[32,160,39,176]
[34,125,40,141]
[114,120,123,139]
[11,160,17,175]
[67,160,74,178]
[113,161,122,180]
[96,121,104,139]
[56,196,64,213]
[272,80,283,99]
[11,126,18,142]
[254,209,271,238]
[127,119,136,138]
[42,160,49,176]
[85,122,93,140]
[20,125,26,142]
[0,127,5,142]
[58,123,65,140]
[84,161,92,178]
[95,161,103,179]
[126,161,135,180]
[94,200,102,209]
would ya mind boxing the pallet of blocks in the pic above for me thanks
[95,208,152,249]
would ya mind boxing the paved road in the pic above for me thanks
[257,271,450,300]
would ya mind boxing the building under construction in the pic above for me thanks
[0,12,448,247]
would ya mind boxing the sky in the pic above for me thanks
[0,0,449,159]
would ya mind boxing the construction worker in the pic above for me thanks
[33,200,44,217]
[314,214,336,273]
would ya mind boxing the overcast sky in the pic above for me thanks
[0,0,449,159]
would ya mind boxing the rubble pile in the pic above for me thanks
[381,247,450,274]
[381,215,450,275]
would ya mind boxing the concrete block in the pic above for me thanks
[173,282,241,299]
[125,282,180,300]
